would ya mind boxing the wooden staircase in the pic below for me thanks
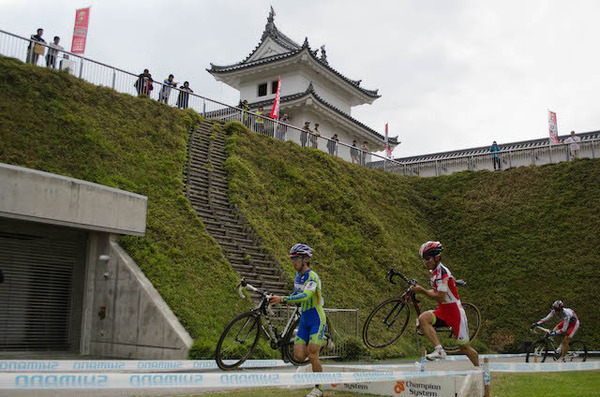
[184,120,289,296]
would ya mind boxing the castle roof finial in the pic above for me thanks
[319,45,328,65]
[263,6,276,38]
[302,37,309,48]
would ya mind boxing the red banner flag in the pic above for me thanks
[384,123,392,158]
[548,110,559,145]
[270,77,281,120]
[71,7,91,54]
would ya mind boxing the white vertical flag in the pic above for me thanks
[548,110,559,145]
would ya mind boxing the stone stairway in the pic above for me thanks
[184,120,289,296]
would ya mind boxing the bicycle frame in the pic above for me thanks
[386,269,423,320]
[238,279,301,350]
[386,268,466,335]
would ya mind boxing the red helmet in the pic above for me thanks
[419,241,443,259]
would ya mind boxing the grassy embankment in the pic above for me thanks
[223,122,599,353]
[0,56,249,345]
[2,55,598,359]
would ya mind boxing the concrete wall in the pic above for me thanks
[1,163,192,358]
[0,163,147,235]
[82,234,193,359]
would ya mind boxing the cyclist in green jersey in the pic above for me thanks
[270,243,326,397]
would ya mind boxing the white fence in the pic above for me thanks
[3,28,596,178]
[371,138,600,177]
[0,29,401,170]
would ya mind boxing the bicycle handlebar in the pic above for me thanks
[237,278,270,299]
[532,325,552,334]
[386,268,417,286]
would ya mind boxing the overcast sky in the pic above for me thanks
[2,0,599,158]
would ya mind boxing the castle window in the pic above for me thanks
[258,83,267,97]
[271,80,279,94]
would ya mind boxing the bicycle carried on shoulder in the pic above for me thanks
[362,268,481,352]
[215,279,333,370]
[526,325,588,363]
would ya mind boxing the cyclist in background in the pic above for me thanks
[410,241,479,366]
[270,244,326,397]
[531,300,580,361]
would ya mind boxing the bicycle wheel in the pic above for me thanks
[362,297,410,349]
[526,339,550,363]
[282,316,333,366]
[565,341,588,362]
[439,302,481,353]
[215,311,261,370]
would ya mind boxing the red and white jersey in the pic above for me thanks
[429,263,461,307]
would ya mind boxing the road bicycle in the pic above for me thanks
[362,268,481,352]
[215,279,333,370]
[526,325,588,363]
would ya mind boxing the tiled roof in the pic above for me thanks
[393,131,600,163]
[248,83,398,145]
[208,12,380,99]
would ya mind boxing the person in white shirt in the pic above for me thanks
[46,36,63,69]
[564,131,581,160]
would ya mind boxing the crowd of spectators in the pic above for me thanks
[26,28,195,109]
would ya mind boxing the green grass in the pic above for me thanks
[223,122,599,354]
[492,370,600,396]
[2,56,598,360]
[0,56,249,344]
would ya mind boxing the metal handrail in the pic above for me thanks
[1,28,402,169]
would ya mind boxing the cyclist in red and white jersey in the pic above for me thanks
[410,241,479,366]
[531,300,580,361]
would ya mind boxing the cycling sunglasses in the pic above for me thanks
[421,256,433,262]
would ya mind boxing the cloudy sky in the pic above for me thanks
[1,0,599,158]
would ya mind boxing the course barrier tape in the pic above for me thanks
[0,359,289,372]
[444,353,526,361]
[0,369,482,389]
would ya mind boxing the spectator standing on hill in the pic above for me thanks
[301,121,311,147]
[134,69,154,96]
[240,100,251,128]
[277,113,290,141]
[158,74,178,104]
[564,131,581,160]
[26,28,46,65]
[0,269,4,284]
[254,106,265,134]
[176,81,193,109]
[351,140,360,164]
[410,241,479,367]
[490,141,501,171]
[310,123,320,149]
[327,134,339,156]
[45,36,63,68]
[361,141,369,165]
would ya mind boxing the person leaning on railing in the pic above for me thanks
[134,69,154,96]
[490,141,502,171]
[276,113,289,140]
[26,28,46,65]
[564,131,581,160]
[254,106,265,134]
[327,134,339,156]
[45,36,63,69]
[310,123,320,149]
[176,81,193,109]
